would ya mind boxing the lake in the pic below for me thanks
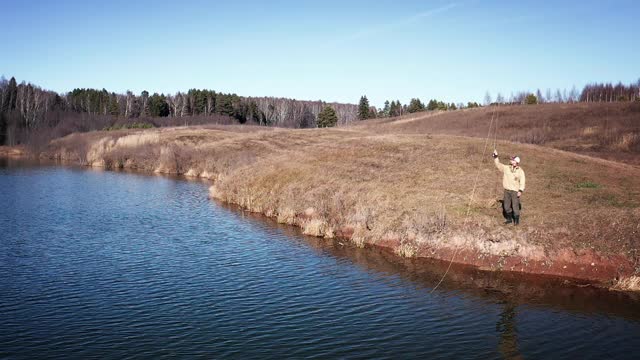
[1,158,639,359]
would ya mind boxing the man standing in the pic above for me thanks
[492,150,526,225]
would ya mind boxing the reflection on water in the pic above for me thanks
[497,302,521,360]
[1,159,639,359]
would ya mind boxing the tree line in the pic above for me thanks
[579,82,640,103]
[2,75,639,146]
[0,76,358,146]
[63,87,360,127]
[480,80,640,106]
[356,78,639,121]
[356,96,480,120]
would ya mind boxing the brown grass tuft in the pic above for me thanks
[613,276,640,291]
[613,133,640,152]
[582,126,599,137]
[302,218,329,237]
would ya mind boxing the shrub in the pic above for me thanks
[525,94,538,105]
[103,122,155,131]
[576,181,600,189]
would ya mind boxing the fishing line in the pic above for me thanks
[429,106,496,294]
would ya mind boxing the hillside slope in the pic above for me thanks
[359,102,640,165]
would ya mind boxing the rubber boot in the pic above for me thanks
[513,215,520,226]
[504,213,513,225]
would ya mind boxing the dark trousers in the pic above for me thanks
[503,190,521,217]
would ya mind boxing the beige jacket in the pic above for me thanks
[494,157,526,192]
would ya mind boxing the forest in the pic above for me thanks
[0,77,359,146]
[0,75,638,147]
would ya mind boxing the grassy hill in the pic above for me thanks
[40,102,640,289]
[361,102,640,165]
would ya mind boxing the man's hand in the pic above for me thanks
[517,191,522,198]
[492,150,498,159]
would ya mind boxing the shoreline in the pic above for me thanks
[3,149,638,291]
[3,123,639,292]
[209,185,636,288]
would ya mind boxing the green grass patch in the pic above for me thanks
[543,167,571,192]
[576,181,600,189]
[586,192,638,208]
[103,122,155,131]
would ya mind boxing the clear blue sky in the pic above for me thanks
[2,0,638,106]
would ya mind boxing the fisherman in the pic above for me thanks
[492,150,525,225]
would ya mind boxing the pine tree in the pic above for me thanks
[149,93,170,117]
[108,93,120,116]
[187,89,208,115]
[382,100,390,117]
[389,100,403,117]
[407,98,425,113]
[388,101,396,116]
[317,105,338,127]
[216,94,234,116]
[245,101,259,123]
[358,95,370,120]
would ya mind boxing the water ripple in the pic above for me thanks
[1,163,640,359]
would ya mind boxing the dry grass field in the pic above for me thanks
[361,102,640,165]
[41,102,640,288]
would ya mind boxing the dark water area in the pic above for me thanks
[1,158,640,359]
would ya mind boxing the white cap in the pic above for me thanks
[512,156,521,163]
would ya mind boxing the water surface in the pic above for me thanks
[1,159,639,359]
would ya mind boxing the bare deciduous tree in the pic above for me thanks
[484,91,492,106]
[536,89,544,104]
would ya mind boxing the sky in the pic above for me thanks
[1,0,639,106]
